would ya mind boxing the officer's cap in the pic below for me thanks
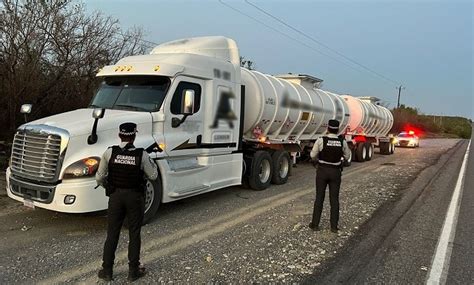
[119,122,138,136]
[328,119,340,130]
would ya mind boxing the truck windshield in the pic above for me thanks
[89,76,171,112]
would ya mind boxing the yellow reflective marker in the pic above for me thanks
[154,65,160,71]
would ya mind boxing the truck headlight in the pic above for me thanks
[63,157,100,179]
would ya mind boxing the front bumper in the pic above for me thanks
[6,168,108,213]
[396,140,416,147]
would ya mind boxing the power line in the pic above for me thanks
[218,0,386,79]
[245,0,400,86]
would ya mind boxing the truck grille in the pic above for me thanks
[10,125,69,183]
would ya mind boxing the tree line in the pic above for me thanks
[391,105,472,139]
[0,0,147,141]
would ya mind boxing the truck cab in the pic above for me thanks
[7,37,244,222]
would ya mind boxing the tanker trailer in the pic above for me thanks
[341,96,395,162]
[240,71,395,176]
[6,36,395,222]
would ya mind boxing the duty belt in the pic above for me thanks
[318,160,342,168]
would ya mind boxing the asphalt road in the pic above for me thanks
[0,138,465,284]
[309,136,472,284]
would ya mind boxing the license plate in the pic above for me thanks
[23,198,35,209]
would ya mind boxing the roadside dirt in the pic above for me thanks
[0,173,25,217]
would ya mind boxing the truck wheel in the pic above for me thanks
[365,143,374,161]
[271,151,291,185]
[380,142,389,155]
[355,143,367,162]
[143,176,162,225]
[249,151,273,191]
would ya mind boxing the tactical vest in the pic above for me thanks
[319,136,344,167]
[107,144,145,193]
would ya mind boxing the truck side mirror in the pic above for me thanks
[92,108,105,119]
[20,104,32,114]
[181,89,195,115]
[88,108,105,145]
[172,89,195,128]
[20,104,32,123]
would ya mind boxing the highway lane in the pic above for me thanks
[308,136,472,284]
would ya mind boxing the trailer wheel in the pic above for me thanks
[355,143,367,162]
[271,151,291,185]
[249,151,273,190]
[365,143,374,161]
[142,176,162,225]
[343,148,352,167]
[379,142,390,155]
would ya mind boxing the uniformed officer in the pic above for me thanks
[96,122,158,281]
[308,119,351,233]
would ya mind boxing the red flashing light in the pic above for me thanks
[408,130,415,135]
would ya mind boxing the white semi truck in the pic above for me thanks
[6,36,395,223]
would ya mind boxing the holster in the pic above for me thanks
[105,185,115,197]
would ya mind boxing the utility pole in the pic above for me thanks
[396,85,405,109]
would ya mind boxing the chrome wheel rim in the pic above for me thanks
[279,157,289,178]
[259,159,271,183]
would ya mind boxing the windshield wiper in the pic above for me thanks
[114,104,148,112]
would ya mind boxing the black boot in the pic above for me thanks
[308,223,320,231]
[128,265,146,282]
[98,268,113,281]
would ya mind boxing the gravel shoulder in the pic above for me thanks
[0,139,460,283]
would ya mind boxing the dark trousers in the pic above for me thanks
[311,166,342,229]
[102,189,144,271]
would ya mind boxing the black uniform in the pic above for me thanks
[102,144,146,271]
[309,118,350,232]
[311,136,344,230]
[96,123,157,281]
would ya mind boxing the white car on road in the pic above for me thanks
[395,131,420,148]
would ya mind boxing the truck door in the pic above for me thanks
[205,85,239,155]
[163,76,205,157]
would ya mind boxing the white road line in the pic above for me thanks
[426,140,471,285]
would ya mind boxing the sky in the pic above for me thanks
[85,0,473,119]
